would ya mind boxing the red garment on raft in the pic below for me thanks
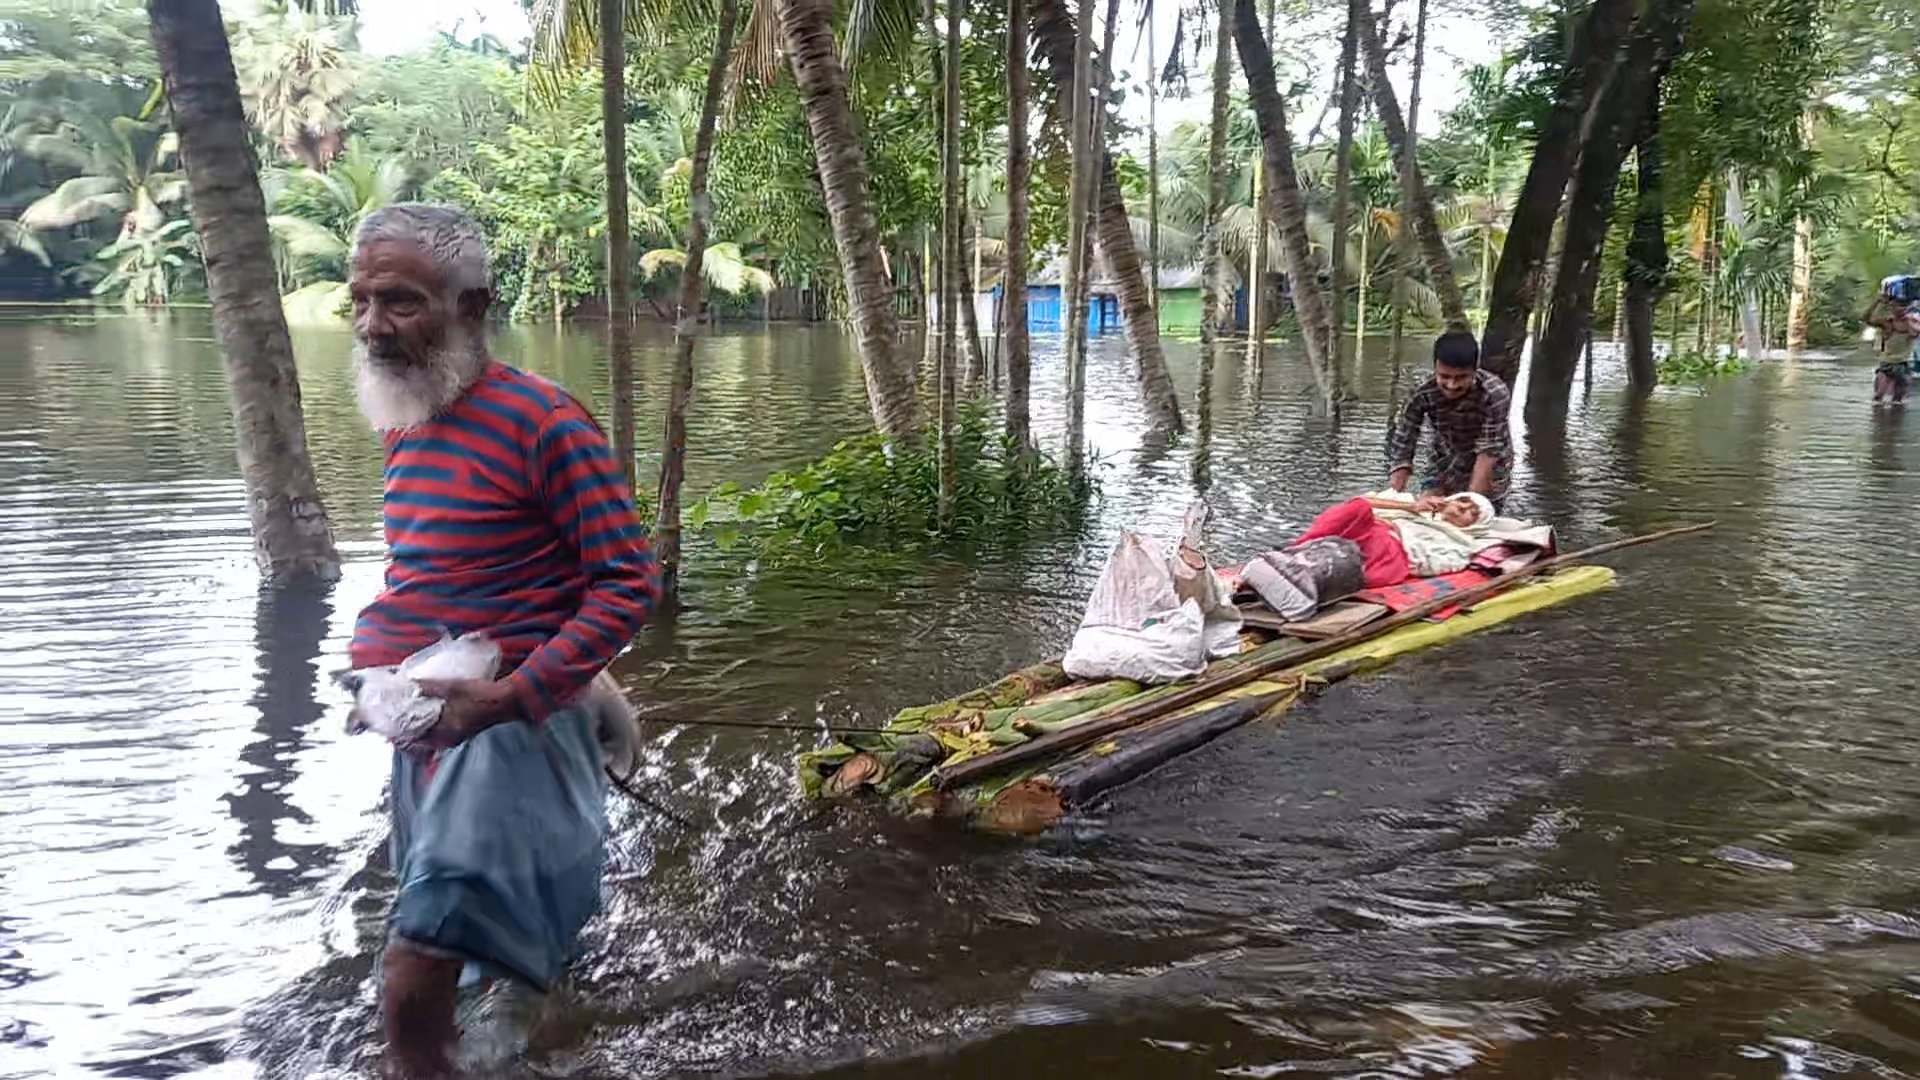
[1295,497,1410,587]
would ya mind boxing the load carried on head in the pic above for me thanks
[1863,276,1920,403]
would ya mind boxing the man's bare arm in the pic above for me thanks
[1468,453,1497,496]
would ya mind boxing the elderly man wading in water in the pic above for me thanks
[345,203,660,1076]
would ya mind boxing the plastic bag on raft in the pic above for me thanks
[335,631,502,743]
[1064,502,1240,684]
[1167,500,1243,658]
[1240,537,1367,621]
[1064,598,1209,684]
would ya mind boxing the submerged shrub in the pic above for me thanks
[687,406,1093,562]
[1658,349,1753,384]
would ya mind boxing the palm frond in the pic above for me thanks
[282,280,352,323]
[640,246,687,278]
[21,176,131,229]
[268,214,348,259]
[0,221,50,267]
[732,0,784,89]
[841,0,917,71]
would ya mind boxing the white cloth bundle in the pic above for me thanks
[338,632,501,743]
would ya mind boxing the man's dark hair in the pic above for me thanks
[1433,326,1481,370]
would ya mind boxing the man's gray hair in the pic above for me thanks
[351,202,492,297]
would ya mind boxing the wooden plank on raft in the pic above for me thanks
[1272,600,1389,640]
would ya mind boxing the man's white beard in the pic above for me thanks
[353,328,490,432]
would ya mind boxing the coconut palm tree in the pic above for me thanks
[1232,0,1335,397]
[263,145,413,318]
[19,115,184,239]
[1005,0,1032,455]
[1032,0,1183,438]
[640,240,773,294]
[1442,192,1509,319]
[781,0,922,438]
[529,0,926,441]
[1354,5,1465,327]
[228,3,358,170]
[147,0,340,583]
[654,0,742,595]
[1200,0,1234,345]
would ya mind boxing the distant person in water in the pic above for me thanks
[1386,327,1514,510]
[344,203,660,1076]
[1862,292,1920,404]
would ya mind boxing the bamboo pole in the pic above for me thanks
[933,522,1716,791]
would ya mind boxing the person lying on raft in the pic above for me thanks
[1290,491,1497,588]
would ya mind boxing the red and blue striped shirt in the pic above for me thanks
[349,362,660,719]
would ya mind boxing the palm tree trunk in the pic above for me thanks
[1146,0,1160,314]
[1357,7,1464,330]
[923,230,938,373]
[781,0,923,440]
[1032,0,1183,438]
[1233,0,1335,400]
[1005,0,1032,456]
[1624,107,1665,388]
[147,0,339,583]
[938,0,961,526]
[968,215,986,388]
[1785,108,1815,354]
[1330,0,1359,366]
[1200,0,1233,346]
[1060,0,1094,473]
[1246,0,1275,353]
[1357,217,1369,352]
[601,0,637,489]
[655,0,740,596]
[1528,0,1693,427]
[959,214,986,389]
[1480,0,1634,382]
[1388,0,1426,371]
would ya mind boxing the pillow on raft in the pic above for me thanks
[1240,537,1367,620]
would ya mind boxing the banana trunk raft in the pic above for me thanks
[798,564,1618,834]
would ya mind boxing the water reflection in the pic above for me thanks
[225,580,340,898]
[3,308,1920,1078]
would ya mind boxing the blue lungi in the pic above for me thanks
[388,705,608,988]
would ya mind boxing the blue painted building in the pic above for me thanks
[1017,283,1123,333]
[975,258,1291,336]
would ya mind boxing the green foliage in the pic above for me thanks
[0,0,160,124]
[686,406,1094,564]
[1663,0,1829,200]
[87,218,199,306]
[263,143,415,306]
[18,115,182,233]
[1658,348,1752,383]
[427,74,611,320]
[228,6,360,169]
[354,42,520,177]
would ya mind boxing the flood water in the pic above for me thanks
[4,307,1920,1079]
